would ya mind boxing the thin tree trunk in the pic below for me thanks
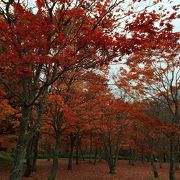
[79,146,85,161]
[141,150,144,163]
[47,144,51,161]
[23,131,39,177]
[32,132,40,172]
[67,133,75,170]
[104,144,115,174]
[67,148,73,170]
[93,145,98,165]
[75,137,79,165]
[150,138,158,178]
[175,163,179,171]
[89,132,93,163]
[109,163,116,174]
[151,154,159,178]
[23,137,34,177]
[102,135,114,174]
[129,148,135,166]
[169,139,176,180]
[159,153,163,169]
[48,110,64,180]
[10,106,30,180]
[175,152,179,170]
[48,133,61,180]
[128,148,132,165]
[102,132,121,175]
[24,105,42,177]
[98,148,102,162]
[163,152,166,163]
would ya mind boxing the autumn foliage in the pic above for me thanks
[0,0,179,180]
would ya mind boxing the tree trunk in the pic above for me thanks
[89,132,93,163]
[109,164,116,174]
[75,137,79,165]
[149,138,158,178]
[129,148,135,166]
[98,148,102,162]
[32,132,40,172]
[169,140,176,180]
[67,133,75,170]
[47,144,52,161]
[163,152,166,163]
[23,132,39,177]
[175,152,179,170]
[141,151,144,163]
[79,146,85,161]
[23,137,34,177]
[151,154,159,178]
[10,106,30,180]
[105,152,116,174]
[93,146,98,165]
[48,134,61,180]
[67,148,73,170]
[102,133,121,175]
[128,148,131,165]
[159,153,163,169]
[175,163,179,171]
[23,123,40,176]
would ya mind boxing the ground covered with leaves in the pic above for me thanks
[0,160,180,180]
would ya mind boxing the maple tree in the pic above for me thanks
[64,71,110,171]
[40,70,111,178]
[98,98,130,174]
[0,0,179,180]
[0,0,120,179]
[116,8,180,180]
[41,71,81,179]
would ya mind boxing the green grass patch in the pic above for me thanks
[0,151,12,161]
[148,176,166,180]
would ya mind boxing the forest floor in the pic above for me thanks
[0,159,180,180]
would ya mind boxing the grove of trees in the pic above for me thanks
[0,0,179,180]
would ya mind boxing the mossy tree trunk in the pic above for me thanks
[10,106,30,180]
[23,131,40,177]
